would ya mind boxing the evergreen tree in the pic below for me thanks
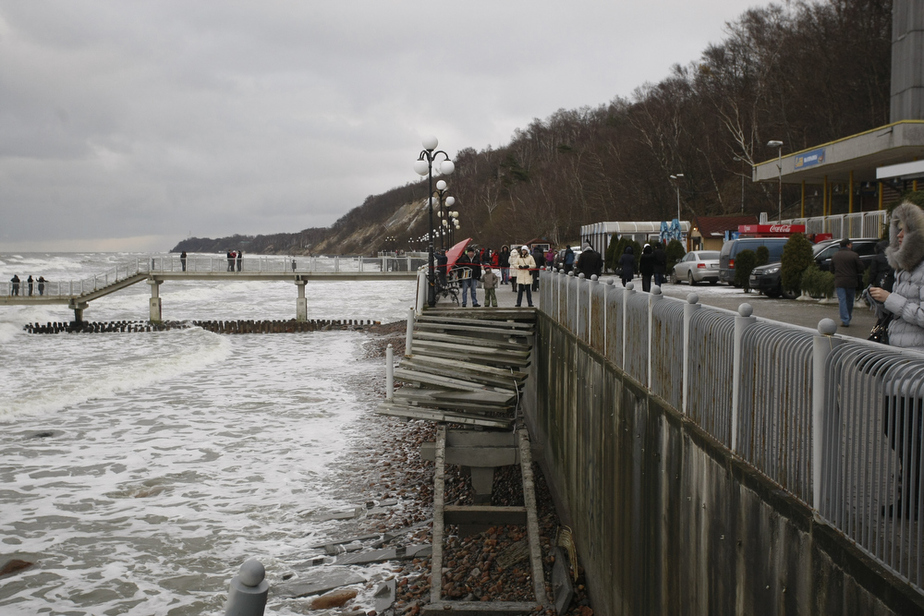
[780,233,814,296]
[734,249,757,291]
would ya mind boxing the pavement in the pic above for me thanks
[440,273,878,341]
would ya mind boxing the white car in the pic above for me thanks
[670,250,721,285]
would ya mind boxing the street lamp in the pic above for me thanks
[434,180,454,250]
[733,156,746,213]
[414,136,454,307]
[767,140,783,221]
[669,173,684,221]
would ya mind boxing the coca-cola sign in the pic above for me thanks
[738,224,806,235]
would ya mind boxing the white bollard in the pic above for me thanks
[386,344,394,400]
[405,307,415,357]
[225,559,268,616]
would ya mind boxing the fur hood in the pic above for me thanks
[885,202,924,272]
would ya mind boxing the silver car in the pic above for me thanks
[670,250,720,285]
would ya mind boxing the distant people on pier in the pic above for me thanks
[37,276,46,296]
[27,275,34,296]
[511,245,536,307]
[499,245,511,287]
[180,251,187,271]
[236,250,243,272]
[482,265,499,307]
[10,274,20,296]
[457,247,481,307]
[227,251,235,271]
[619,246,635,286]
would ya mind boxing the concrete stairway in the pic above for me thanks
[377,308,535,429]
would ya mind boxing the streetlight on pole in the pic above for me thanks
[733,156,746,213]
[434,180,453,251]
[669,173,684,221]
[767,140,784,221]
[414,136,454,308]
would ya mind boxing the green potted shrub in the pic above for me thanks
[780,233,814,297]
[734,249,758,292]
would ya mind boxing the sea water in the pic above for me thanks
[0,252,417,615]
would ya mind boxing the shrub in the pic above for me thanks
[780,233,814,296]
[734,249,757,291]
[605,235,621,273]
[801,264,835,298]
[665,239,686,273]
[756,245,770,266]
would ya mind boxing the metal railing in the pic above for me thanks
[784,210,887,239]
[540,269,924,592]
[3,255,428,299]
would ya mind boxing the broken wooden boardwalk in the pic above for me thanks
[377,307,535,429]
[375,308,571,614]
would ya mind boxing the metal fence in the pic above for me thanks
[784,210,887,239]
[539,269,924,593]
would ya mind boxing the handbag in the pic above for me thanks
[868,313,892,345]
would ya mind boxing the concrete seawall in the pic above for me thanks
[523,314,924,616]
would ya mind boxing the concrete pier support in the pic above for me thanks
[147,279,163,323]
[295,279,307,321]
[70,301,88,324]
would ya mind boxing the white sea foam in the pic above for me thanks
[0,252,410,615]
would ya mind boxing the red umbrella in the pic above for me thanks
[444,237,472,270]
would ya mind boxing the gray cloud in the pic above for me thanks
[0,0,761,252]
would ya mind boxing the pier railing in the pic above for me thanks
[540,269,924,594]
[4,255,427,299]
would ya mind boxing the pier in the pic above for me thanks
[1,254,421,322]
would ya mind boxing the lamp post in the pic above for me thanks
[669,173,684,221]
[414,136,454,307]
[434,180,454,250]
[767,140,783,221]
[733,156,746,213]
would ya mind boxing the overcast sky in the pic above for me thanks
[0,1,765,253]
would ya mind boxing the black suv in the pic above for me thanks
[750,238,880,298]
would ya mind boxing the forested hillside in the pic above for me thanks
[173,0,892,256]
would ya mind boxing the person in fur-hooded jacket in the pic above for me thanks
[869,202,924,351]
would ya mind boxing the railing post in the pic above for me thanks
[577,273,586,340]
[731,303,757,453]
[224,559,268,616]
[647,286,662,389]
[295,279,307,321]
[386,344,395,400]
[406,307,415,356]
[622,282,634,368]
[682,293,701,415]
[813,318,841,510]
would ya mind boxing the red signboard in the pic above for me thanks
[738,224,806,237]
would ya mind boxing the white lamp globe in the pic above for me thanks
[413,160,429,176]
[439,160,455,175]
[422,135,438,151]
[436,180,447,191]
[445,196,455,207]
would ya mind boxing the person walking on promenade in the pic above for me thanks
[619,246,636,286]
[180,251,187,271]
[499,245,511,286]
[482,265,499,307]
[869,202,924,520]
[37,276,46,296]
[10,275,20,296]
[508,245,518,291]
[531,246,544,291]
[576,242,603,279]
[457,247,481,307]
[236,250,243,272]
[563,245,575,274]
[653,242,667,287]
[511,245,536,307]
[27,275,34,296]
[832,238,865,327]
[639,244,656,292]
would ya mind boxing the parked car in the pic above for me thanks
[670,250,720,285]
[719,237,790,285]
[750,237,880,298]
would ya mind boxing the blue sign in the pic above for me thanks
[794,148,825,170]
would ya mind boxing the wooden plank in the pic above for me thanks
[420,442,520,467]
[443,505,527,526]
[416,315,536,329]
[414,330,531,350]
[411,347,532,369]
[403,355,528,381]
[400,359,524,389]
[393,369,515,397]
[518,430,547,605]
[416,320,534,335]
[431,426,446,604]
[393,390,514,412]
[376,404,513,429]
